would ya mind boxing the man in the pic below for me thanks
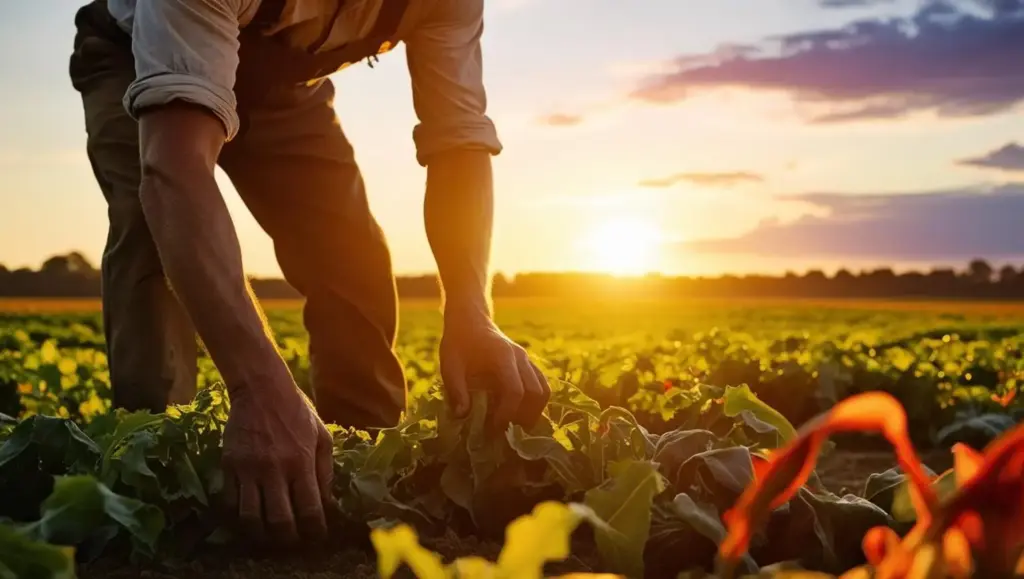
[68,0,549,546]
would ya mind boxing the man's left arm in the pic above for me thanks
[406,0,549,434]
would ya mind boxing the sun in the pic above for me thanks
[581,217,663,276]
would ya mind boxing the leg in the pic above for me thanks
[219,80,407,429]
[70,4,197,411]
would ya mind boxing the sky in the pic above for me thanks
[3,0,1024,277]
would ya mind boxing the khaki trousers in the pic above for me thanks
[68,1,408,428]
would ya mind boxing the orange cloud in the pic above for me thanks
[639,171,764,188]
[536,113,584,127]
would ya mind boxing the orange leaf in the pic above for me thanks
[942,527,973,578]
[992,388,1017,407]
[938,424,1024,576]
[951,443,983,487]
[863,527,901,567]
[750,452,772,483]
[717,392,936,572]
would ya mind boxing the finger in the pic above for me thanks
[291,471,328,543]
[488,353,524,436]
[515,353,549,428]
[262,472,299,546]
[238,479,265,542]
[533,364,551,405]
[315,429,340,523]
[442,361,470,418]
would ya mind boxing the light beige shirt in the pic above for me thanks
[108,0,502,165]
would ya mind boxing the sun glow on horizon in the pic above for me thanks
[580,217,664,276]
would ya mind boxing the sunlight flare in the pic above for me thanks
[581,217,663,275]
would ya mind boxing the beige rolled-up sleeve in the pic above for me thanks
[124,0,254,140]
[405,0,502,167]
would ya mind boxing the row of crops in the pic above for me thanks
[0,304,1022,577]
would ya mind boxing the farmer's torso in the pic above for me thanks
[81,0,500,164]
[108,0,434,78]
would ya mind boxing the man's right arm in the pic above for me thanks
[128,0,334,544]
[129,0,285,398]
[137,102,287,397]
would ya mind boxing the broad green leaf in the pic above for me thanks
[598,407,655,457]
[26,475,164,558]
[936,413,1016,447]
[98,412,163,482]
[0,524,76,579]
[652,429,716,484]
[891,467,958,523]
[721,385,797,444]
[861,464,937,512]
[676,447,755,508]
[440,461,474,512]
[466,393,506,487]
[506,425,587,492]
[668,493,758,574]
[496,501,585,579]
[363,428,408,475]
[583,460,665,577]
[0,416,100,471]
[111,431,159,492]
[548,381,602,420]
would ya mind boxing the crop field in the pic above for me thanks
[1,297,1022,578]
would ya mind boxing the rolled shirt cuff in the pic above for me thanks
[123,72,239,141]
[413,115,502,167]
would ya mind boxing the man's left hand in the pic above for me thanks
[439,312,550,435]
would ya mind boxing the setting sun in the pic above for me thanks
[581,217,663,276]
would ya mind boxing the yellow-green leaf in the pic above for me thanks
[583,461,665,578]
[722,385,797,444]
[370,524,446,579]
[497,501,585,579]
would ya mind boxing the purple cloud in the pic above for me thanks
[958,142,1024,171]
[632,1,1024,123]
[687,183,1024,259]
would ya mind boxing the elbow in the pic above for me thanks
[138,160,172,217]
[139,158,180,214]
[138,155,216,218]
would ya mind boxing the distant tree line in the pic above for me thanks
[4,252,1024,300]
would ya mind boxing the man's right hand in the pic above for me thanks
[221,381,335,546]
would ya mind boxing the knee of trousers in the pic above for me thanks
[311,355,408,429]
[101,198,164,276]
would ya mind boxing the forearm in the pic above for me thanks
[139,156,289,397]
[424,149,494,320]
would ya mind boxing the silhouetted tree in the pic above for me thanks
[5,252,1024,300]
[999,265,1018,285]
[968,259,994,284]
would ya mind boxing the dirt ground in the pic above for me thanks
[75,448,951,579]
[815,447,953,495]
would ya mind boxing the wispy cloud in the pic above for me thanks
[631,0,1024,123]
[536,113,585,127]
[639,171,765,188]
[957,142,1024,172]
[686,183,1024,259]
